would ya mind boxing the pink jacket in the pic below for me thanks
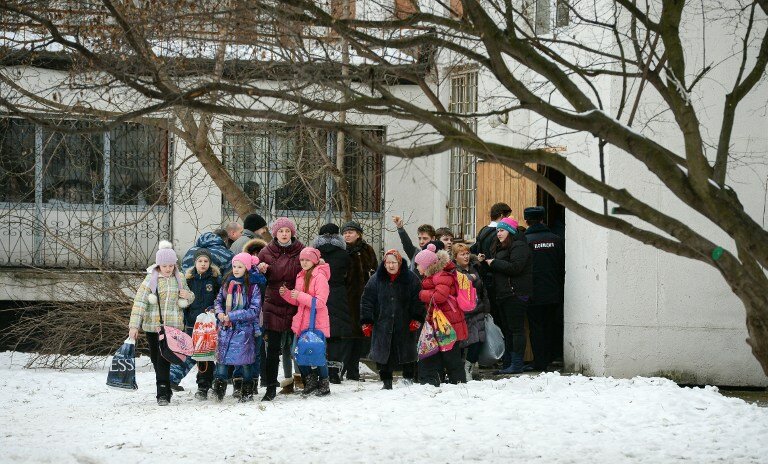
[281,263,331,338]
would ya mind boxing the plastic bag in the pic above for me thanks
[478,315,505,366]
[192,312,217,362]
[106,338,138,391]
[417,320,440,360]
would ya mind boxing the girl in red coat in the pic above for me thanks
[280,247,332,396]
[414,243,468,386]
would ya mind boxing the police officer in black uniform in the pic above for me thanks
[523,206,565,372]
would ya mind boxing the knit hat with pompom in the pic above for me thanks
[414,243,439,270]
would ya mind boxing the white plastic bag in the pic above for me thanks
[191,312,217,362]
[478,315,505,366]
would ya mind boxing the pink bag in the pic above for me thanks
[158,325,193,365]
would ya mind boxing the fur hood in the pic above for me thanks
[184,264,221,280]
[423,250,451,277]
[313,234,346,251]
[242,237,268,255]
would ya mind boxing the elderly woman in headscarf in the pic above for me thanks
[360,249,425,390]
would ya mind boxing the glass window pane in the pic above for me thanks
[0,118,36,203]
[110,123,168,206]
[41,120,104,205]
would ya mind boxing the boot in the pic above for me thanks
[315,377,330,396]
[194,388,209,401]
[302,372,319,396]
[464,360,472,382]
[496,353,524,375]
[382,379,393,390]
[471,362,482,381]
[232,377,243,399]
[293,373,305,390]
[156,383,171,406]
[279,377,294,395]
[261,385,277,402]
[251,379,258,396]
[329,367,342,384]
[212,379,227,401]
[239,380,254,402]
[170,382,184,392]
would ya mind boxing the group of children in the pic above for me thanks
[128,218,333,405]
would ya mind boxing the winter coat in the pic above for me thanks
[418,251,468,342]
[313,234,352,337]
[471,222,499,295]
[257,238,305,332]
[360,260,425,365]
[230,229,258,253]
[183,265,221,330]
[345,238,378,338]
[129,268,194,333]
[455,260,491,347]
[281,263,332,338]
[214,277,261,366]
[488,234,533,301]
[524,223,565,305]
[182,232,235,275]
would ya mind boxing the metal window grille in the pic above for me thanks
[221,123,385,253]
[448,71,478,240]
[0,118,170,269]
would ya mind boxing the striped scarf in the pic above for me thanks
[225,278,247,315]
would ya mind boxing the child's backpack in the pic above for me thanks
[191,311,217,362]
[292,297,326,367]
[454,270,478,312]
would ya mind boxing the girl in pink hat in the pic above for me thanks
[280,247,332,397]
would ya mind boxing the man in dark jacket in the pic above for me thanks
[524,206,565,372]
[313,223,351,384]
[341,220,378,381]
[230,213,268,253]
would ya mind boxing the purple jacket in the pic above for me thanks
[214,279,261,366]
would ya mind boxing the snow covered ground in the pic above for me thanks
[1,351,767,464]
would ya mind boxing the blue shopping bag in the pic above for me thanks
[106,338,138,390]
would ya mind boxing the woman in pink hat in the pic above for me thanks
[280,247,332,396]
[482,217,533,374]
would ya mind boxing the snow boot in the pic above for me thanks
[212,379,227,401]
[293,373,305,390]
[156,383,171,406]
[329,367,342,384]
[239,380,254,402]
[194,388,209,401]
[170,382,184,392]
[315,378,331,396]
[382,379,393,390]
[496,353,524,375]
[262,385,277,402]
[302,372,319,396]
[279,376,294,394]
[251,379,258,397]
[232,377,243,399]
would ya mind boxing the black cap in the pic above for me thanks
[422,239,445,251]
[341,221,364,234]
[319,223,340,235]
[524,206,546,221]
[243,213,267,232]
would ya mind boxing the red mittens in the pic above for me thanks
[362,324,373,337]
[409,320,422,332]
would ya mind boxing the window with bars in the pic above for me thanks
[222,124,384,217]
[448,70,478,240]
[0,118,170,268]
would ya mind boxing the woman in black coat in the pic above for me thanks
[312,223,351,384]
[482,217,532,375]
[360,249,425,389]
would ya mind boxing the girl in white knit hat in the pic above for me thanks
[127,240,195,406]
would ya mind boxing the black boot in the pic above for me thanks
[232,377,243,399]
[315,377,330,396]
[261,385,277,402]
[251,379,258,396]
[170,382,184,392]
[382,379,393,390]
[302,372,319,396]
[239,380,254,402]
[212,379,227,401]
[194,388,209,400]
[328,367,341,384]
[157,383,171,406]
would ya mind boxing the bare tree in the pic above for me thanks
[3,0,768,375]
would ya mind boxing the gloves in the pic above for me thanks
[409,320,422,332]
[362,324,373,337]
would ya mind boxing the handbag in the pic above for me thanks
[478,314,505,366]
[106,338,138,390]
[292,297,327,367]
[191,311,217,362]
[432,308,457,351]
[156,290,193,365]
